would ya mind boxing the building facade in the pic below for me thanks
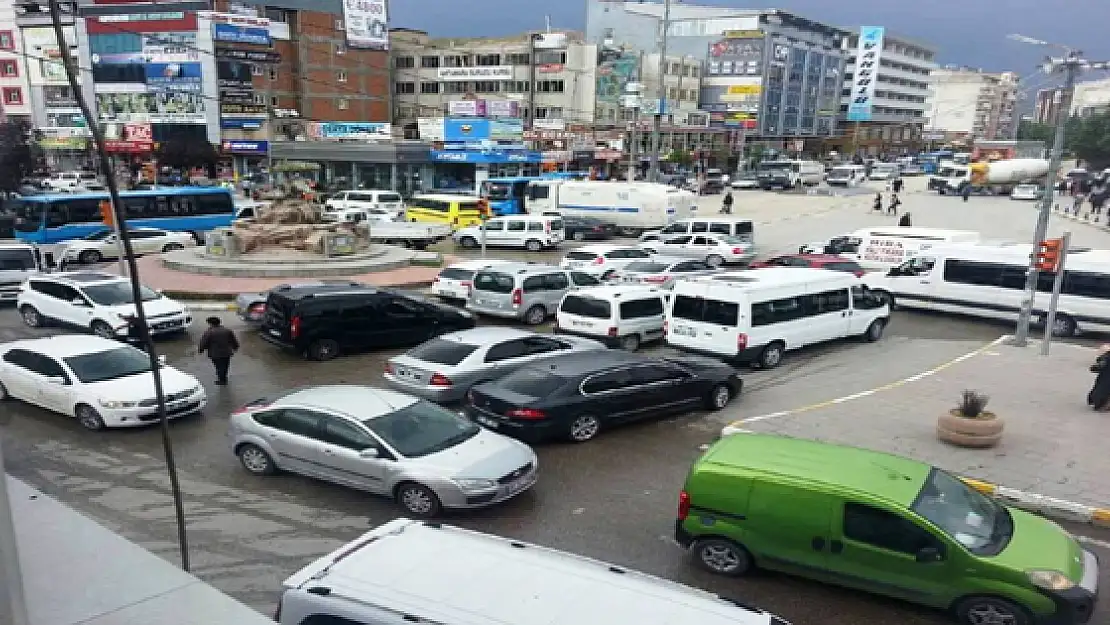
[1034,87,1065,126]
[0,0,34,124]
[1070,77,1110,118]
[925,68,1019,142]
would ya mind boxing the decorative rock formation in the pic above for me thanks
[228,200,369,255]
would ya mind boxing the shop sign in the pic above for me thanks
[221,103,268,115]
[430,150,542,164]
[103,122,153,152]
[199,11,271,28]
[487,100,519,118]
[537,64,563,73]
[215,48,281,64]
[595,149,623,161]
[214,23,271,46]
[437,66,513,81]
[222,140,269,155]
[533,118,566,131]
[448,100,486,117]
[524,130,572,140]
[307,122,392,140]
[541,150,572,162]
[38,137,88,149]
[417,117,444,141]
[220,92,257,105]
[846,26,885,122]
[221,118,264,129]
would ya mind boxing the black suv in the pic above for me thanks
[259,284,476,361]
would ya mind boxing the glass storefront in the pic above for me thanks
[357,162,391,190]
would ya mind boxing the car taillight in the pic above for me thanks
[460,280,472,287]
[607,327,618,337]
[854,271,864,278]
[593,257,605,265]
[737,333,748,350]
[732,247,745,255]
[248,303,266,317]
[511,288,522,306]
[506,408,546,420]
[593,225,602,231]
[678,490,691,521]
[384,362,394,374]
[429,373,452,386]
[290,315,302,339]
[644,275,668,283]
[545,222,551,233]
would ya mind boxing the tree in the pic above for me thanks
[665,149,693,167]
[1066,111,1110,170]
[0,120,42,192]
[155,134,219,177]
[1015,119,1055,144]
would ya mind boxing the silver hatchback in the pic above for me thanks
[228,385,537,518]
[608,255,721,289]
[384,327,607,403]
[466,263,603,325]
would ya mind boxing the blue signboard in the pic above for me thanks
[430,150,542,164]
[846,26,885,122]
[221,140,269,155]
[213,23,271,46]
[145,62,203,91]
[444,118,490,142]
[316,122,391,140]
[220,118,265,130]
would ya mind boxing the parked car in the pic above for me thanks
[452,215,565,252]
[235,281,364,324]
[561,215,619,241]
[18,271,191,339]
[61,227,194,264]
[43,171,98,192]
[384,327,606,403]
[230,385,537,518]
[558,244,654,278]
[430,259,515,302]
[465,351,742,443]
[900,163,925,176]
[749,254,866,277]
[730,171,760,190]
[639,234,755,267]
[259,283,475,361]
[467,263,602,325]
[606,256,720,289]
[554,285,669,351]
[1010,183,1045,201]
[0,335,205,430]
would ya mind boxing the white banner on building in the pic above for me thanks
[417,117,445,141]
[437,66,513,81]
[343,0,389,50]
[846,26,885,122]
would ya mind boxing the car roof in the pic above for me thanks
[476,262,562,275]
[625,255,688,267]
[697,267,856,288]
[411,193,480,202]
[269,283,379,299]
[444,259,515,271]
[433,327,533,344]
[274,385,418,418]
[564,285,664,300]
[702,434,930,507]
[3,335,126,358]
[570,244,642,254]
[519,350,647,377]
[37,271,125,286]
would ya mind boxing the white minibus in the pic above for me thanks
[801,227,981,270]
[666,267,890,368]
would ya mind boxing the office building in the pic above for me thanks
[925,67,1019,142]
[1070,77,1110,118]
[1034,87,1065,126]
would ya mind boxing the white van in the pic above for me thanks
[868,162,902,181]
[525,180,697,235]
[800,227,981,270]
[276,518,787,625]
[755,160,824,189]
[864,242,1110,337]
[324,189,405,221]
[555,285,668,351]
[666,268,890,368]
[640,216,755,242]
[825,164,868,187]
[452,214,565,251]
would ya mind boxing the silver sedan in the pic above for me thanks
[639,234,756,267]
[384,327,607,403]
[228,385,538,518]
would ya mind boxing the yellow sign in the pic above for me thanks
[726,85,762,96]
[38,137,87,149]
[722,29,763,39]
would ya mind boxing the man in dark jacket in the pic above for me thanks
[197,316,240,386]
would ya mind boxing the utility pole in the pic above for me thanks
[1009,40,1109,345]
[527,33,539,131]
[646,0,671,183]
[0,441,30,625]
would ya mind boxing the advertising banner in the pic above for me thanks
[708,111,757,130]
[103,121,153,152]
[214,23,270,46]
[430,150,542,164]
[417,117,444,141]
[489,119,523,141]
[487,100,520,118]
[307,122,391,140]
[216,48,281,64]
[21,27,68,83]
[217,60,254,89]
[595,52,639,105]
[220,103,268,115]
[200,11,270,28]
[219,92,257,105]
[448,100,486,117]
[220,118,264,129]
[142,32,199,61]
[222,140,269,155]
[706,35,764,77]
[847,26,885,122]
[437,66,513,81]
[444,118,489,142]
[85,13,197,35]
[342,0,389,50]
[144,62,202,91]
[96,91,206,124]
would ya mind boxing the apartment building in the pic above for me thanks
[925,67,1019,142]
[1070,76,1110,118]
[1035,87,1065,126]
[0,0,34,124]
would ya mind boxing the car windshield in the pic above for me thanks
[83,230,113,241]
[406,338,478,365]
[0,248,36,271]
[473,271,515,294]
[759,161,795,172]
[438,268,475,281]
[64,345,152,383]
[82,282,160,306]
[911,468,1011,555]
[364,400,480,458]
[830,168,854,177]
[565,251,599,261]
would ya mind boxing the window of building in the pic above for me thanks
[252,93,266,105]
[337,70,348,83]
[420,56,440,68]
[334,18,345,31]
[420,82,439,94]
[250,63,263,76]
[444,55,470,67]
[2,87,22,105]
[444,81,469,94]
[394,56,415,69]
[270,96,278,106]
[0,31,12,51]
[535,51,566,65]
[263,8,290,22]
[334,43,345,56]
[503,80,529,93]
[536,80,564,93]
[394,82,415,94]
[0,60,16,78]
[268,67,278,80]
[474,53,501,66]
[667,87,678,100]
[506,52,531,65]
[338,98,349,110]
[473,80,499,93]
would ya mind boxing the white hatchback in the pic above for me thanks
[0,335,206,430]
[62,227,194,264]
[639,234,756,267]
[431,259,516,301]
[558,244,654,278]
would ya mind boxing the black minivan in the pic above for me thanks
[259,284,476,360]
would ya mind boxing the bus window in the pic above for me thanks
[124,198,149,218]
[61,199,102,224]
[196,192,233,215]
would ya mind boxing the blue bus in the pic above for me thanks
[479,172,589,215]
[918,150,955,174]
[10,187,236,244]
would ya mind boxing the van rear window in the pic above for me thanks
[560,295,611,319]
[671,295,703,321]
[438,268,475,281]
[473,272,515,293]
[407,339,478,365]
[565,251,598,261]
[671,295,739,326]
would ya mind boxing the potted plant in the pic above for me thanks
[937,390,1004,448]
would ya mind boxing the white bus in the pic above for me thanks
[666,267,890,368]
[863,241,1110,337]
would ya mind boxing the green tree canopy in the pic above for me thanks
[155,134,219,175]
[0,120,43,192]
[1067,111,1110,170]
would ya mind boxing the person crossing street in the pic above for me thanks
[197,316,240,386]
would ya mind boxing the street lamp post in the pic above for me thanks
[646,0,672,183]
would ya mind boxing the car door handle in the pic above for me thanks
[811,537,826,551]
[829,540,844,554]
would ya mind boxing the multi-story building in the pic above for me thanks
[593,50,702,125]
[925,68,1019,142]
[1070,77,1110,118]
[0,0,34,125]
[1034,87,1065,126]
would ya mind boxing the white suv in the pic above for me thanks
[17,271,191,339]
[453,215,565,252]
[44,171,98,192]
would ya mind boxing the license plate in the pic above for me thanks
[153,320,182,330]
[672,325,697,337]
[268,329,281,337]
[475,415,499,429]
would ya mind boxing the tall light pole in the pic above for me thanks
[1008,34,1110,345]
[646,0,672,183]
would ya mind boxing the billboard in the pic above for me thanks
[706,34,764,77]
[448,100,486,117]
[342,0,389,50]
[144,62,202,91]
[595,52,639,106]
[214,23,270,45]
[103,122,153,152]
[21,27,68,84]
[216,48,280,64]
[700,80,762,114]
[443,118,522,142]
[308,122,392,140]
[437,66,513,81]
[96,91,205,124]
[847,26,885,122]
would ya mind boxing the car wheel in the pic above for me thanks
[79,249,103,264]
[863,319,886,342]
[19,305,43,328]
[90,320,116,339]
[74,404,106,431]
[238,444,277,475]
[706,254,724,267]
[458,236,478,249]
[524,239,543,252]
[395,482,442,518]
[954,596,1031,625]
[705,384,732,410]
[694,538,753,577]
[1050,313,1077,338]
[757,342,785,369]
[567,414,601,442]
[308,339,340,361]
[618,334,640,351]
[572,231,586,241]
[162,243,185,252]
[523,305,547,326]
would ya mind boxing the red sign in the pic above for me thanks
[104,123,154,153]
[537,64,564,73]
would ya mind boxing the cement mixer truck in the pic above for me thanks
[931,158,1050,195]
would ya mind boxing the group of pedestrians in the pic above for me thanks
[1060,175,1109,221]
[872,191,902,216]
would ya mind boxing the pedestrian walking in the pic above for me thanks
[872,192,883,212]
[892,177,904,193]
[887,193,901,215]
[898,212,912,227]
[197,316,240,386]
[960,182,972,202]
[720,191,734,214]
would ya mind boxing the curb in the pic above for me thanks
[960,478,1110,529]
[1051,206,1110,230]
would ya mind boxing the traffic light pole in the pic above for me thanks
[1041,231,1071,356]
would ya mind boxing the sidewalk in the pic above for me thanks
[722,337,1110,512]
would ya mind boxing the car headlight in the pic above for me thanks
[99,399,139,409]
[454,478,497,491]
[1026,569,1075,591]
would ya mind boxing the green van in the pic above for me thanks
[675,434,1099,625]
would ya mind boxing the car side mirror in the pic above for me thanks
[915,546,943,563]
[359,447,380,459]
[46,376,66,385]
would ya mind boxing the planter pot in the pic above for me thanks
[937,409,1004,448]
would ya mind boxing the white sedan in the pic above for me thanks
[638,234,756,267]
[63,227,195,264]
[0,335,206,430]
